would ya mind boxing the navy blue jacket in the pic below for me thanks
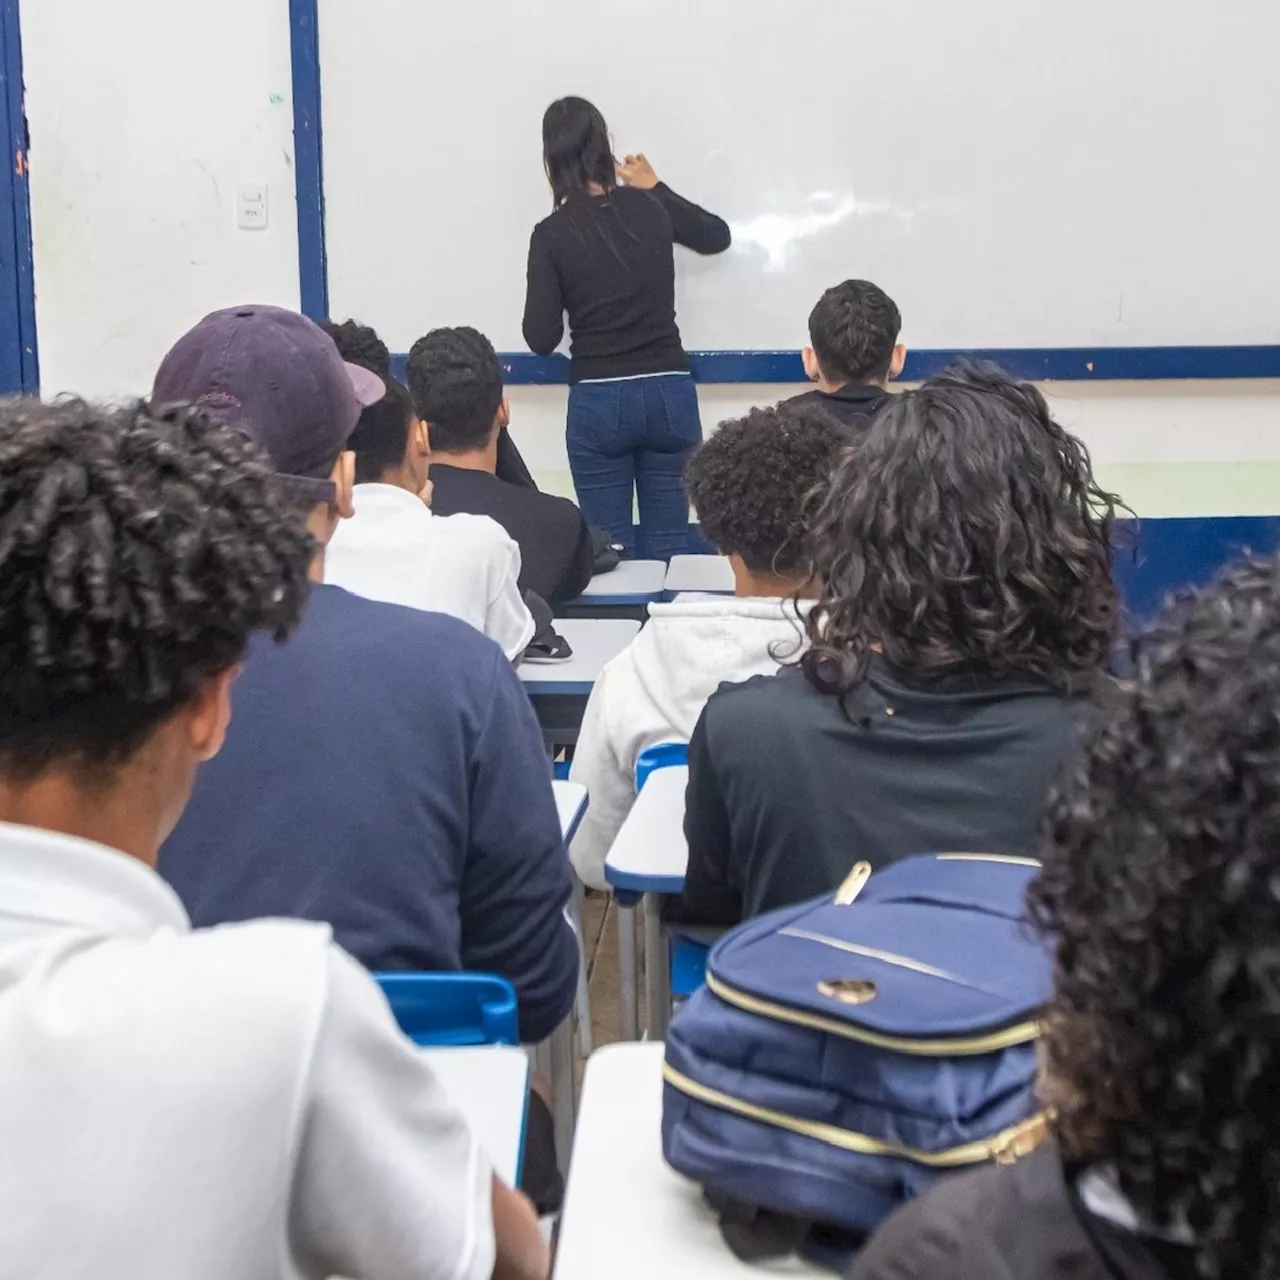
[160,584,577,1042]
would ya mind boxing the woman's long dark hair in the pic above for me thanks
[542,97,615,208]
[800,362,1122,703]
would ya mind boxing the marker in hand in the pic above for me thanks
[616,154,659,190]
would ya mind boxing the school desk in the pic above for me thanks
[554,1043,822,1278]
[520,618,642,748]
[420,1044,529,1187]
[663,555,735,600]
[558,559,667,620]
[552,780,589,843]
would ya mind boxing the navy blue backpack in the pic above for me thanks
[662,853,1052,1269]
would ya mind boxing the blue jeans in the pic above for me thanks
[565,374,702,560]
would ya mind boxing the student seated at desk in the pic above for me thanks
[852,556,1280,1280]
[569,402,839,888]
[322,344,533,661]
[674,363,1120,925]
[0,397,548,1280]
[322,316,540,491]
[153,307,578,1050]
[406,326,597,604]
[788,278,905,427]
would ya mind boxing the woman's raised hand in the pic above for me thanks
[616,154,659,190]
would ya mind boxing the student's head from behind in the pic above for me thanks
[686,402,853,596]
[802,362,1119,696]
[542,96,615,208]
[344,375,430,492]
[803,279,905,391]
[152,305,385,551]
[0,398,312,858]
[405,326,508,462]
[320,318,391,379]
[1030,556,1280,1280]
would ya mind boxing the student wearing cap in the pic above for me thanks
[0,396,548,1278]
[154,306,578,1051]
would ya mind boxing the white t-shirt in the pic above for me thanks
[325,483,534,661]
[0,821,495,1280]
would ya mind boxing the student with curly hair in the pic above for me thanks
[675,363,1120,924]
[567,402,839,888]
[0,398,548,1279]
[851,555,1280,1280]
[788,279,906,427]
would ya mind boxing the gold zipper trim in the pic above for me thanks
[705,971,1040,1056]
[935,854,1042,867]
[778,928,974,987]
[664,1062,1048,1166]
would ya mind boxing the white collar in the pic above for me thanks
[350,482,432,517]
[0,821,190,938]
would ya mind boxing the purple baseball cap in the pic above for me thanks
[152,304,385,502]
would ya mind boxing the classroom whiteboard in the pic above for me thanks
[318,0,1280,356]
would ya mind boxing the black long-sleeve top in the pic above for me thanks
[522,183,731,383]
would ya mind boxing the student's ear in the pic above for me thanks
[331,450,356,520]
[802,346,822,384]
[188,667,239,764]
[414,416,431,462]
[887,344,907,381]
[497,393,511,432]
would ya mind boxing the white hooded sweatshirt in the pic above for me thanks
[568,594,810,889]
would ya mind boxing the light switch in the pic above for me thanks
[237,184,268,230]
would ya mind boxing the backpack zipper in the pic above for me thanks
[663,1062,1048,1166]
[705,971,1040,1056]
[935,854,1042,867]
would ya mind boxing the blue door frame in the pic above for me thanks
[0,0,36,394]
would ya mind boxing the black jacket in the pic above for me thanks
[849,1144,1191,1280]
[429,463,594,604]
[672,660,1091,925]
[786,382,890,428]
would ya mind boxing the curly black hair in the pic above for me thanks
[808,280,901,384]
[1029,554,1280,1279]
[0,398,314,782]
[320,318,391,378]
[800,362,1121,703]
[686,402,854,576]
[405,327,503,454]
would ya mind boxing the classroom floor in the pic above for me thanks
[579,890,631,1051]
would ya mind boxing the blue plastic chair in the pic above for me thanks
[374,972,519,1046]
[635,740,688,791]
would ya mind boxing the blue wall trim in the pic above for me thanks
[289,0,327,320]
[0,0,36,392]
[467,346,1280,386]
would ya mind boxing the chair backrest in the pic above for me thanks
[374,971,519,1046]
[635,740,689,792]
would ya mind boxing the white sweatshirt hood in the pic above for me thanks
[568,594,810,889]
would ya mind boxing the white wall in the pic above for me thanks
[23,0,300,400]
[18,0,1280,518]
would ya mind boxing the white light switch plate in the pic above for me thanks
[237,183,268,230]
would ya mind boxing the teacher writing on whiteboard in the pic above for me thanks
[523,97,731,560]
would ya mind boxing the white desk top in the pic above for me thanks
[665,555,735,597]
[420,1045,529,1188]
[555,1044,821,1278]
[552,779,589,842]
[520,618,642,695]
[604,765,688,895]
[575,559,667,602]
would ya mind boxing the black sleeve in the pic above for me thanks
[561,511,597,600]
[670,705,744,926]
[650,182,732,255]
[522,228,565,355]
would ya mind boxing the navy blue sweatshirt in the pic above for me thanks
[523,183,731,382]
[159,584,577,1042]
